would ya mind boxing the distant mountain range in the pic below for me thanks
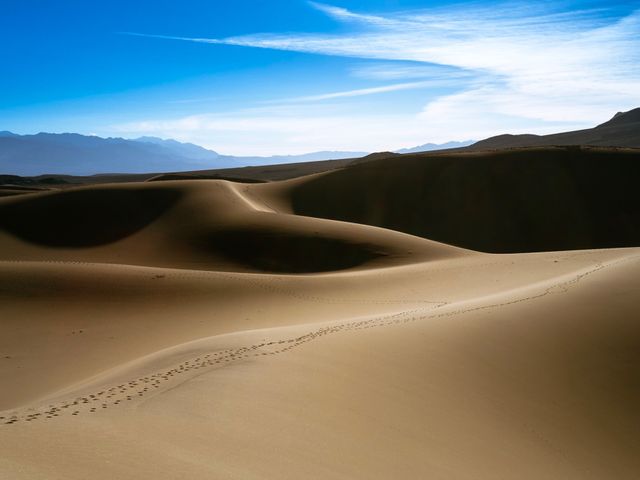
[2,108,638,176]
[0,130,477,176]
[0,132,368,176]
[395,140,474,154]
[471,108,640,150]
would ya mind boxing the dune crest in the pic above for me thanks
[0,180,460,273]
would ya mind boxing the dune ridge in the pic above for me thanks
[0,180,460,273]
[1,168,639,479]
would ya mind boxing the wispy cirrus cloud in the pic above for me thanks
[272,80,446,103]
[349,62,473,81]
[122,1,640,148]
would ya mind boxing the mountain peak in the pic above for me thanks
[596,107,640,128]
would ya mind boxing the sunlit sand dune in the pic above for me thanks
[0,180,459,272]
[1,162,639,478]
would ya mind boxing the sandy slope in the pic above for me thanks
[1,178,639,479]
[275,147,640,252]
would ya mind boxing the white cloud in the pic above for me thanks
[349,62,472,81]
[110,105,569,156]
[275,80,444,103]
[307,1,404,28]
[121,2,640,151]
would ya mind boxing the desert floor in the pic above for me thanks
[1,177,638,479]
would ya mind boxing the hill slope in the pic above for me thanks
[472,108,640,149]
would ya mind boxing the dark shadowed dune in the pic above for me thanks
[289,146,640,253]
[198,227,387,273]
[0,180,455,273]
[0,186,182,247]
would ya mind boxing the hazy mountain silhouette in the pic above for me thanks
[0,132,367,176]
[135,136,221,162]
[0,133,231,176]
[472,108,640,150]
[395,140,474,154]
[4,107,637,177]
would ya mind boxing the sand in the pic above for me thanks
[1,174,639,479]
[283,146,640,252]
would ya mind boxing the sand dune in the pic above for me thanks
[1,172,639,479]
[280,146,640,252]
[0,180,459,273]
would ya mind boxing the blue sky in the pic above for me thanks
[1,0,639,154]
